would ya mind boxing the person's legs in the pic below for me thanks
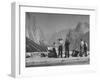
[65,51,67,58]
[58,48,60,57]
[80,51,82,57]
[65,50,69,58]
[59,50,61,58]
[61,49,62,58]
[58,50,60,57]
[65,50,67,58]
[65,48,67,58]
[56,48,58,58]
[83,46,87,57]
[80,47,83,57]
[84,50,87,57]
[67,48,69,58]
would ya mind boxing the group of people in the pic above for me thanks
[48,38,88,58]
[79,39,88,57]
[48,38,70,58]
[57,38,70,58]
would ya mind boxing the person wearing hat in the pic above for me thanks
[58,38,63,58]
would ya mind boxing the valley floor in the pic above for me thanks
[26,52,89,67]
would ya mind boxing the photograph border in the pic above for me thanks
[11,2,96,78]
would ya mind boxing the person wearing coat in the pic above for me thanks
[80,39,84,57]
[65,38,70,58]
[52,42,57,58]
[84,41,88,57]
[58,39,63,58]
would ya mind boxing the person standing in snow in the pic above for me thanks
[80,39,84,57]
[58,39,63,58]
[84,41,88,57]
[65,38,70,58]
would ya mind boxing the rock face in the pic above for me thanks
[26,13,46,45]
[49,22,89,50]
[26,13,47,52]
[66,22,89,51]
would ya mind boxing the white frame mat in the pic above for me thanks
[11,2,96,78]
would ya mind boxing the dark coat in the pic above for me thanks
[65,40,70,50]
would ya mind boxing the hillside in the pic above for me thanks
[67,22,89,50]
[49,22,89,50]
[26,37,47,52]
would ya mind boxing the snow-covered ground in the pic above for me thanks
[26,52,90,67]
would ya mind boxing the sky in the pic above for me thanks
[26,12,89,42]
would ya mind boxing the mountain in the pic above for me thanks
[67,22,89,50]
[49,22,89,50]
[75,22,89,33]
[26,14,46,45]
[26,14,48,52]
